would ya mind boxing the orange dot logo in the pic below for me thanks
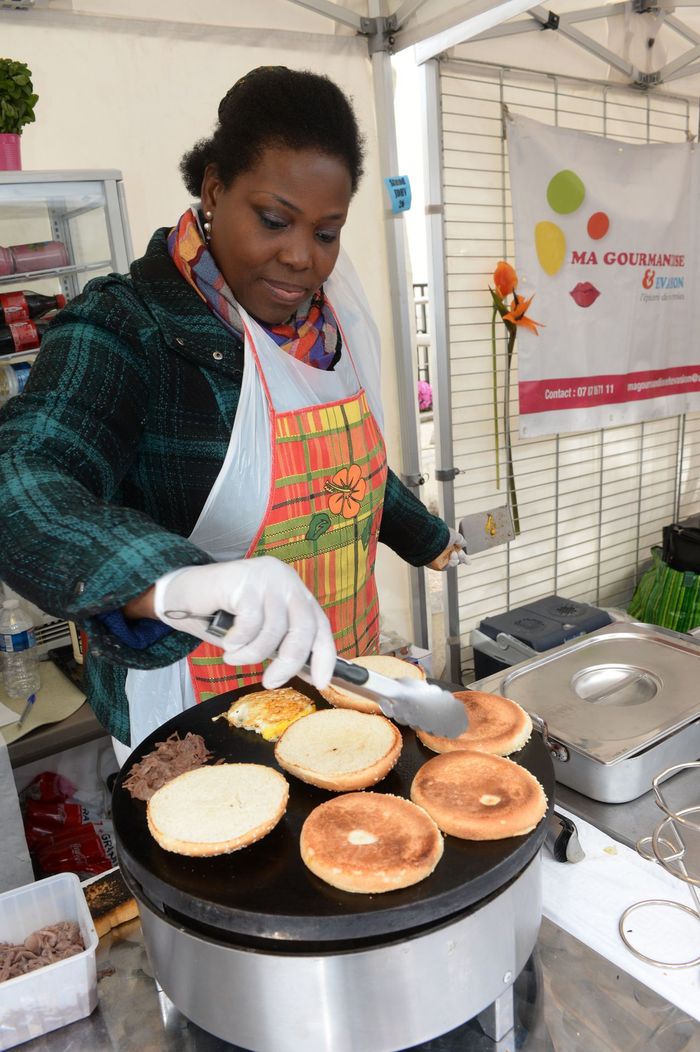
[587,212,609,240]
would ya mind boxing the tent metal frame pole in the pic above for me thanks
[284,0,363,30]
[369,37,430,649]
[396,0,539,58]
[420,58,463,684]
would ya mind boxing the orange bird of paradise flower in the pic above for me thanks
[491,261,542,335]
[503,293,542,335]
[324,463,367,519]
[488,260,542,537]
[493,260,517,300]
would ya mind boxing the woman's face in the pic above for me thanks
[201,147,353,325]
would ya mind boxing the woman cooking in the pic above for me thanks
[0,66,466,763]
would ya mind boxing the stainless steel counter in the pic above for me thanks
[14,912,700,1052]
[555,764,700,876]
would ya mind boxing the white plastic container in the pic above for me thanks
[0,873,98,1050]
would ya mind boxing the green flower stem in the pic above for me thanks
[491,305,500,490]
[503,325,521,537]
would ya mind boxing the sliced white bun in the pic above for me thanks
[274,708,402,791]
[300,792,444,893]
[320,655,425,715]
[147,763,289,857]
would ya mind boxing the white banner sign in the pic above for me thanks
[507,113,700,437]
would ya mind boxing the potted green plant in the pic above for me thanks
[0,58,39,171]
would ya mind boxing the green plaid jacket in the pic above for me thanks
[0,229,449,742]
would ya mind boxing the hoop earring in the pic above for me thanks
[203,210,213,243]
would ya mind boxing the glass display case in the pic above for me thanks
[0,171,133,653]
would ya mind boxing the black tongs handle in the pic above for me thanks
[206,614,368,687]
[207,610,234,637]
[332,657,371,686]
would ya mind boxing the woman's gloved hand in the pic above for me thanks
[428,527,469,570]
[153,558,336,690]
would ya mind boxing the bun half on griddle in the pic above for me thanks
[417,690,532,756]
[411,751,547,841]
[275,708,402,791]
[319,655,425,715]
[300,791,444,893]
[147,763,289,857]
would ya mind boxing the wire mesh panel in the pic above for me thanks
[437,60,700,680]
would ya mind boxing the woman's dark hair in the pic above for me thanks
[180,66,365,197]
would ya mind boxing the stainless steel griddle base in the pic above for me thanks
[133,855,542,1052]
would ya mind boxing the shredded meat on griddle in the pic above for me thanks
[0,922,84,982]
[122,732,215,800]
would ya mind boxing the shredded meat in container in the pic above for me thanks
[0,922,84,982]
[122,732,216,801]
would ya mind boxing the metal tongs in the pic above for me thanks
[203,610,468,738]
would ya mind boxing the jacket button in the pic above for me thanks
[213,351,223,361]
[175,337,185,347]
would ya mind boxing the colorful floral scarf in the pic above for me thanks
[168,208,338,370]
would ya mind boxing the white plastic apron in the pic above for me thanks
[125,251,383,748]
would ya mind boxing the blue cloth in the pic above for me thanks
[96,610,172,650]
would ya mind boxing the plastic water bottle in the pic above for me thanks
[0,599,41,699]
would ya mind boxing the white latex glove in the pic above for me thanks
[153,558,336,690]
[446,527,469,568]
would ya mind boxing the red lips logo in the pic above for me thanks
[569,282,600,308]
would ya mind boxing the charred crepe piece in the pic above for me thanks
[416,690,532,757]
[214,687,315,741]
[300,792,443,893]
[83,869,139,937]
[411,751,547,841]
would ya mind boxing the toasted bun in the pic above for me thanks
[300,792,444,893]
[320,655,425,715]
[274,709,402,791]
[417,691,532,756]
[214,686,315,741]
[410,751,547,841]
[147,764,289,857]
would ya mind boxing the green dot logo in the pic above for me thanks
[546,170,585,214]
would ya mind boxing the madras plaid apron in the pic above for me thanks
[187,327,388,703]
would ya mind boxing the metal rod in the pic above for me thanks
[421,57,462,681]
[370,41,430,649]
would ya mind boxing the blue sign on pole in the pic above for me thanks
[384,175,412,213]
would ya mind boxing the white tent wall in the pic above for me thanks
[417,51,700,682]
[0,0,420,645]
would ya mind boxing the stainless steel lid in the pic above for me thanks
[486,623,700,765]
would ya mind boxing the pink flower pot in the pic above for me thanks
[0,134,21,171]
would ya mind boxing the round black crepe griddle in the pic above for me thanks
[113,680,555,943]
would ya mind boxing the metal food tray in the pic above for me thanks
[470,622,700,804]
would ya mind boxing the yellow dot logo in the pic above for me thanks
[535,221,566,276]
